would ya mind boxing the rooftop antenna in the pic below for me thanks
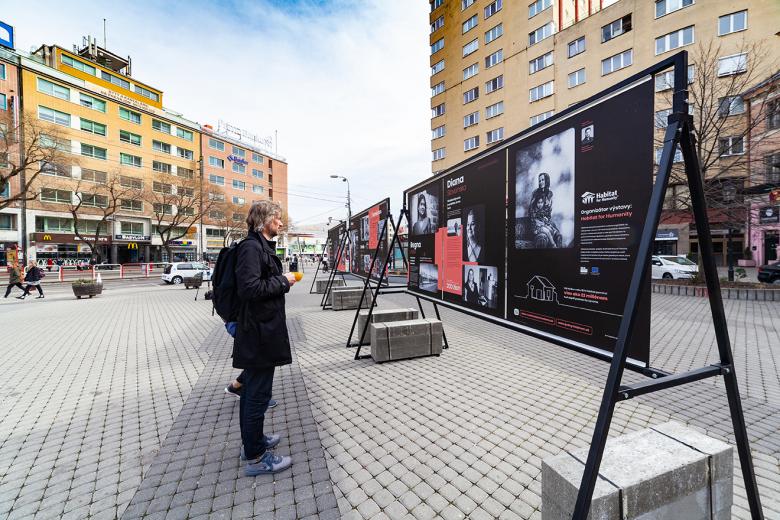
[103,18,107,48]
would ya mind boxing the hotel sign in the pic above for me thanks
[93,84,150,111]
[227,155,248,166]
[115,234,151,241]
[759,206,779,225]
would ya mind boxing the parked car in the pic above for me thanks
[651,255,699,280]
[161,262,212,284]
[757,263,780,284]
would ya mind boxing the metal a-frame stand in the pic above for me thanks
[320,231,349,309]
[348,207,450,360]
[308,240,330,294]
[573,51,763,519]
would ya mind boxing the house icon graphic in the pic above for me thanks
[527,275,557,302]
[581,192,596,204]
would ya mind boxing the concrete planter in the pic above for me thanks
[652,282,780,301]
[72,282,103,299]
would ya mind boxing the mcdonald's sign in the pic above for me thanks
[128,242,139,250]
[770,189,780,203]
[43,234,52,241]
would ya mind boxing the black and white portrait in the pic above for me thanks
[463,265,498,309]
[581,124,594,145]
[410,188,440,236]
[419,263,438,292]
[463,266,479,304]
[447,217,462,237]
[462,205,485,263]
[514,128,575,249]
[360,215,369,242]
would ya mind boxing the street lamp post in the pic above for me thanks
[330,175,352,224]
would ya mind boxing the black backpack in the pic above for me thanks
[211,241,243,322]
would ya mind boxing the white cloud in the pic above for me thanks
[12,0,431,225]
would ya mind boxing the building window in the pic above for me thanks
[431,15,444,33]
[120,176,143,190]
[529,0,552,18]
[432,148,446,161]
[717,53,747,76]
[232,180,246,191]
[463,63,479,80]
[529,51,553,74]
[0,64,5,80]
[153,161,172,174]
[206,228,226,237]
[208,192,225,202]
[208,138,225,151]
[120,130,142,146]
[431,0,443,11]
[654,65,695,91]
[486,101,504,119]
[431,60,445,76]
[252,169,264,179]
[79,193,108,208]
[719,136,744,156]
[177,167,194,179]
[80,93,106,112]
[655,0,694,18]
[464,111,479,128]
[602,15,631,43]
[152,119,171,133]
[601,49,633,75]
[119,107,141,124]
[432,125,446,139]
[463,39,479,57]
[768,100,780,130]
[464,87,479,104]
[485,23,503,44]
[232,196,246,205]
[529,22,554,46]
[35,216,72,232]
[134,85,159,102]
[568,68,586,88]
[718,96,745,117]
[178,147,194,160]
[233,162,246,174]
[530,110,555,126]
[432,81,445,97]
[120,153,142,167]
[61,54,96,75]
[121,199,143,212]
[209,210,225,219]
[101,71,131,90]
[654,146,684,164]
[719,11,747,36]
[178,186,194,197]
[485,49,503,68]
[80,119,106,136]
[766,153,780,183]
[486,128,504,144]
[485,75,503,94]
[0,213,16,230]
[120,221,144,235]
[153,140,172,154]
[655,26,694,55]
[432,103,446,118]
[463,15,478,34]
[431,38,444,55]
[462,0,475,9]
[81,169,107,183]
[655,108,672,128]
[484,0,502,19]
[253,185,265,194]
[568,36,585,58]
[252,153,263,163]
[37,78,70,100]
[208,174,225,186]
[464,136,480,151]
[38,106,70,127]
[153,203,173,215]
[529,81,554,102]
[81,144,107,160]
[231,146,246,158]
[209,156,225,168]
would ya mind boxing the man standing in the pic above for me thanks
[234,200,297,475]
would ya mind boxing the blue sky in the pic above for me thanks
[10,0,430,228]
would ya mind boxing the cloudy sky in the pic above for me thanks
[11,0,431,228]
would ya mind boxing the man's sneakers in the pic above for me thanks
[267,399,277,409]
[240,434,282,460]
[245,451,292,476]
[224,384,242,399]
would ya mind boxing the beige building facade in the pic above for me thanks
[429,0,780,173]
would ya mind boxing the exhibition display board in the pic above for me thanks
[348,198,390,281]
[327,222,348,273]
[406,81,652,364]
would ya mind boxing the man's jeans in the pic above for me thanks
[239,367,275,460]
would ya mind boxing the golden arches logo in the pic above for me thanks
[43,234,52,241]
[128,242,139,250]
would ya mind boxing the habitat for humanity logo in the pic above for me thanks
[581,190,618,204]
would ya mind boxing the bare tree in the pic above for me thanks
[146,171,213,261]
[657,39,779,278]
[0,111,77,210]
[208,198,247,247]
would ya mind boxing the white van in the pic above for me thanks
[161,262,212,284]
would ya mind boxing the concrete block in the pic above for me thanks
[542,421,732,520]
[331,287,372,310]
[357,308,419,345]
[316,278,345,294]
[370,319,442,363]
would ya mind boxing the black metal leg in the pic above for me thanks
[432,302,449,349]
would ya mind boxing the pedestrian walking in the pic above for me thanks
[46,258,53,272]
[18,261,44,300]
[4,262,25,298]
[233,200,296,475]
[290,254,299,273]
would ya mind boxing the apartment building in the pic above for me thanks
[429,0,780,262]
[0,45,20,262]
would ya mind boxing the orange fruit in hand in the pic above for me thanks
[293,271,303,281]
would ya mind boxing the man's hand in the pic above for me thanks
[284,273,297,285]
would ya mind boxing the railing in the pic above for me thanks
[43,262,172,282]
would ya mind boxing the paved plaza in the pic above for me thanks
[0,278,779,519]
